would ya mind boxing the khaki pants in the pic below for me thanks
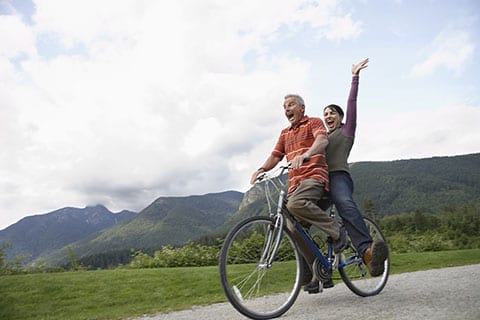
[286,178,340,266]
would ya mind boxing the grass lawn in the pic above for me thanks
[1,249,479,320]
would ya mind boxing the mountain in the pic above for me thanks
[227,153,480,225]
[40,191,244,265]
[349,153,480,215]
[0,205,136,263]
[217,173,289,234]
[1,153,479,267]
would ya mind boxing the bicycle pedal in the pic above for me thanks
[309,287,323,294]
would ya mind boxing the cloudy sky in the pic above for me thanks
[1,0,479,230]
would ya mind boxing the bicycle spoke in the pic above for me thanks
[338,217,389,296]
[219,217,301,319]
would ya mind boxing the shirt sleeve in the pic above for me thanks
[311,117,327,138]
[342,76,358,137]
[271,130,286,159]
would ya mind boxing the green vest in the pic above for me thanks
[326,125,354,172]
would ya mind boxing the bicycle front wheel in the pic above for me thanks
[338,216,390,297]
[219,216,302,320]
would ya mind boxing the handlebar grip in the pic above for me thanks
[287,155,311,168]
[256,173,266,182]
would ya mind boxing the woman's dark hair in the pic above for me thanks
[324,104,344,117]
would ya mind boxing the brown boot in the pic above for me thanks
[363,239,388,277]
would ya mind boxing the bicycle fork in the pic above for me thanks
[259,190,287,268]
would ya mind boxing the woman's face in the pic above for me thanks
[323,107,343,132]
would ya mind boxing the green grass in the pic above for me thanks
[1,249,479,320]
[0,267,226,320]
[389,249,480,274]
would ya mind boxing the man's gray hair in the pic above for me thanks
[284,94,305,106]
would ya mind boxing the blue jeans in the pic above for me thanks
[329,171,372,256]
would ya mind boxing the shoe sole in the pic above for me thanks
[369,240,389,277]
[304,284,321,294]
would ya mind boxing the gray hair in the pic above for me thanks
[284,94,305,106]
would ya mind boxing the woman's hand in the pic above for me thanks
[352,58,369,76]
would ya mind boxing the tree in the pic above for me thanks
[0,242,14,275]
[66,246,83,271]
[363,197,378,220]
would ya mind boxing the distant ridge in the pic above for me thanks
[1,153,478,267]
[0,205,136,264]
[38,190,244,266]
[349,152,480,214]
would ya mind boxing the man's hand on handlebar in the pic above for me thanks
[250,169,265,185]
[251,155,310,184]
[291,154,310,170]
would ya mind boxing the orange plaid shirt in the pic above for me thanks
[272,116,329,193]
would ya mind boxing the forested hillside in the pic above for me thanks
[0,205,135,264]
[1,153,478,270]
[230,153,480,223]
[350,153,480,216]
[39,191,243,266]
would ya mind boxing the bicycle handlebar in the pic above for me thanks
[255,156,311,183]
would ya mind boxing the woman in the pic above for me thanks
[324,58,388,277]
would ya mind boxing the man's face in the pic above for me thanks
[283,97,305,127]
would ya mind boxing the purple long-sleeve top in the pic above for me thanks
[325,76,359,172]
[342,76,358,137]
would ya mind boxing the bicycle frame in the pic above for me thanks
[293,218,334,272]
[220,163,390,319]
[258,165,340,275]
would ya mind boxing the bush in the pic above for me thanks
[129,242,220,268]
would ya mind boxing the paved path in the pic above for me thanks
[136,264,480,320]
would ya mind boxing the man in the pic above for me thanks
[250,94,347,293]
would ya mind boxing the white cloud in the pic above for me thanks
[412,29,475,77]
[352,104,480,162]
[322,13,362,40]
[2,0,477,232]
[0,14,36,58]
[0,0,365,229]
[32,0,143,49]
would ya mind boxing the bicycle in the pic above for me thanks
[219,163,390,319]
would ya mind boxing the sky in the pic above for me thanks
[0,0,479,230]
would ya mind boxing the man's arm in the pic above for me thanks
[250,154,282,184]
[291,134,328,169]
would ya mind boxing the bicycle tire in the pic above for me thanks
[338,216,390,297]
[219,216,302,320]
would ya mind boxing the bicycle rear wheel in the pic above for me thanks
[338,216,389,296]
[219,216,302,320]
